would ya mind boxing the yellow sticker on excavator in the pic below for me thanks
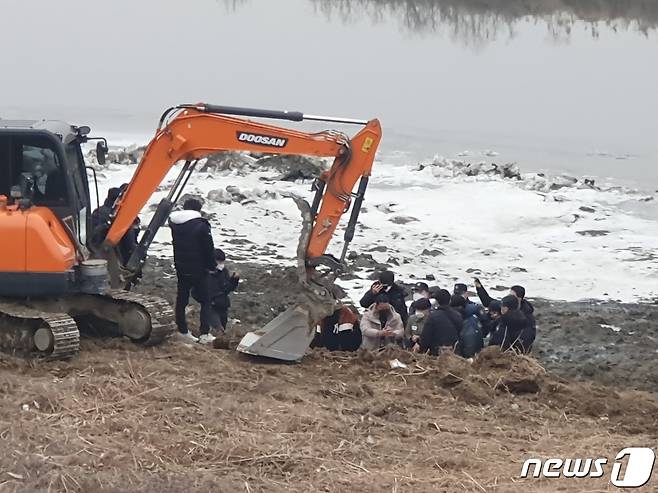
[362,137,374,153]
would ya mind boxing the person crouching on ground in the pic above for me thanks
[207,248,239,333]
[489,295,535,353]
[405,297,431,350]
[169,198,216,344]
[310,304,361,352]
[360,294,404,350]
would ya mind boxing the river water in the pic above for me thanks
[0,0,656,188]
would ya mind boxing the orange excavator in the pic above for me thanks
[0,103,381,361]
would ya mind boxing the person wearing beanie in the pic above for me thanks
[489,295,535,352]
[405,297,431,350]
[360,293,404,350]
[360,270,409,326]
[418,289,462,356]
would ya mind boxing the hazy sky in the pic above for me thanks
[1,0,656,183]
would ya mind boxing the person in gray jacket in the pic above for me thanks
[360,294,404,350]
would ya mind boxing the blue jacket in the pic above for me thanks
[460,304,484,358]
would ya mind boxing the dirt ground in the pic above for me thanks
[1,257,658,492]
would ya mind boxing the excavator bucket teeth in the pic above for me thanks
[237,305,313,361]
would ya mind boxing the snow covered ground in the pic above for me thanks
[89,148,658,304]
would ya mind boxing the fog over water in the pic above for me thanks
[0,0,656,187]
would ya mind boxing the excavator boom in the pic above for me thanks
[102,103,382,361]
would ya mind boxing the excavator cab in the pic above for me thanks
[0,122,95,243]
[0,120,97,295]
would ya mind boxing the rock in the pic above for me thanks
[576,230,610,237]
[369,246,387,252]
[511,267,528,273]
[374,203,398,214]
[255,155,326,181]
[425,274,436,281]
[390,216,419,225]
[226,185,248,201]
[421,249,444,257]
[207,189,232,204]
[201,151,257,173]
[579,206,596,213]
[177,193,205,208]
[104,145,146,165]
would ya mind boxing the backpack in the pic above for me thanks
[460,315,484,358]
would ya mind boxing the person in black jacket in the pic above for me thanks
[206,249,239,332]
[90,185,140,264]
[418,289,461,355]
[360,271,408,326]
[481,299,502,338]
[475,278,536,333]
[169,198,216,343]
[489,295,535,353]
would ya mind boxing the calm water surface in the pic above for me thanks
[0,0,656,187]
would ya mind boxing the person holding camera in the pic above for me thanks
[359,270,408,327]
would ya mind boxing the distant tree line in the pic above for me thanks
[309,0,658,40]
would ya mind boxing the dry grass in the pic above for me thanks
[0,341,657,492]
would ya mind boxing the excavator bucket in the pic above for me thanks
[236,305,314,361]
[237,196,336,361]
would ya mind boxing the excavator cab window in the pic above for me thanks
[19,143,67,205]
[0,133,90,245]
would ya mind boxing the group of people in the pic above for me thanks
[313,271,537,358]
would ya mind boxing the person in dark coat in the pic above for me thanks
[90,187,121,249]
[459,303,485,358]
[310,304,361,352]
[206,249,239,332]
[454,283,477,306]
[169,198,216,343]
[90,185,140,264]
[449,294,467,319]
[475,279,536,333]
[481,299,502,339]
[360,271,408,327]
[418,289,461,355]
[489,295,535,353]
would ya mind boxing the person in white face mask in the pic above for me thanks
[409,282,431,316]
[405,298,431,350]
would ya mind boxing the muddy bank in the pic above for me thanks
[136,256,658,393]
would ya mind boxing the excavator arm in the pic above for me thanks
[99,103,382,361]
[105,104,381,263]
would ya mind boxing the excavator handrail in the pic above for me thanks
[180,103,370,126]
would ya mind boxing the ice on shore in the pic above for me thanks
[89,148,658,304]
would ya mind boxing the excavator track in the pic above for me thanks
[0,301,80,360]
[97,290,175,346]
